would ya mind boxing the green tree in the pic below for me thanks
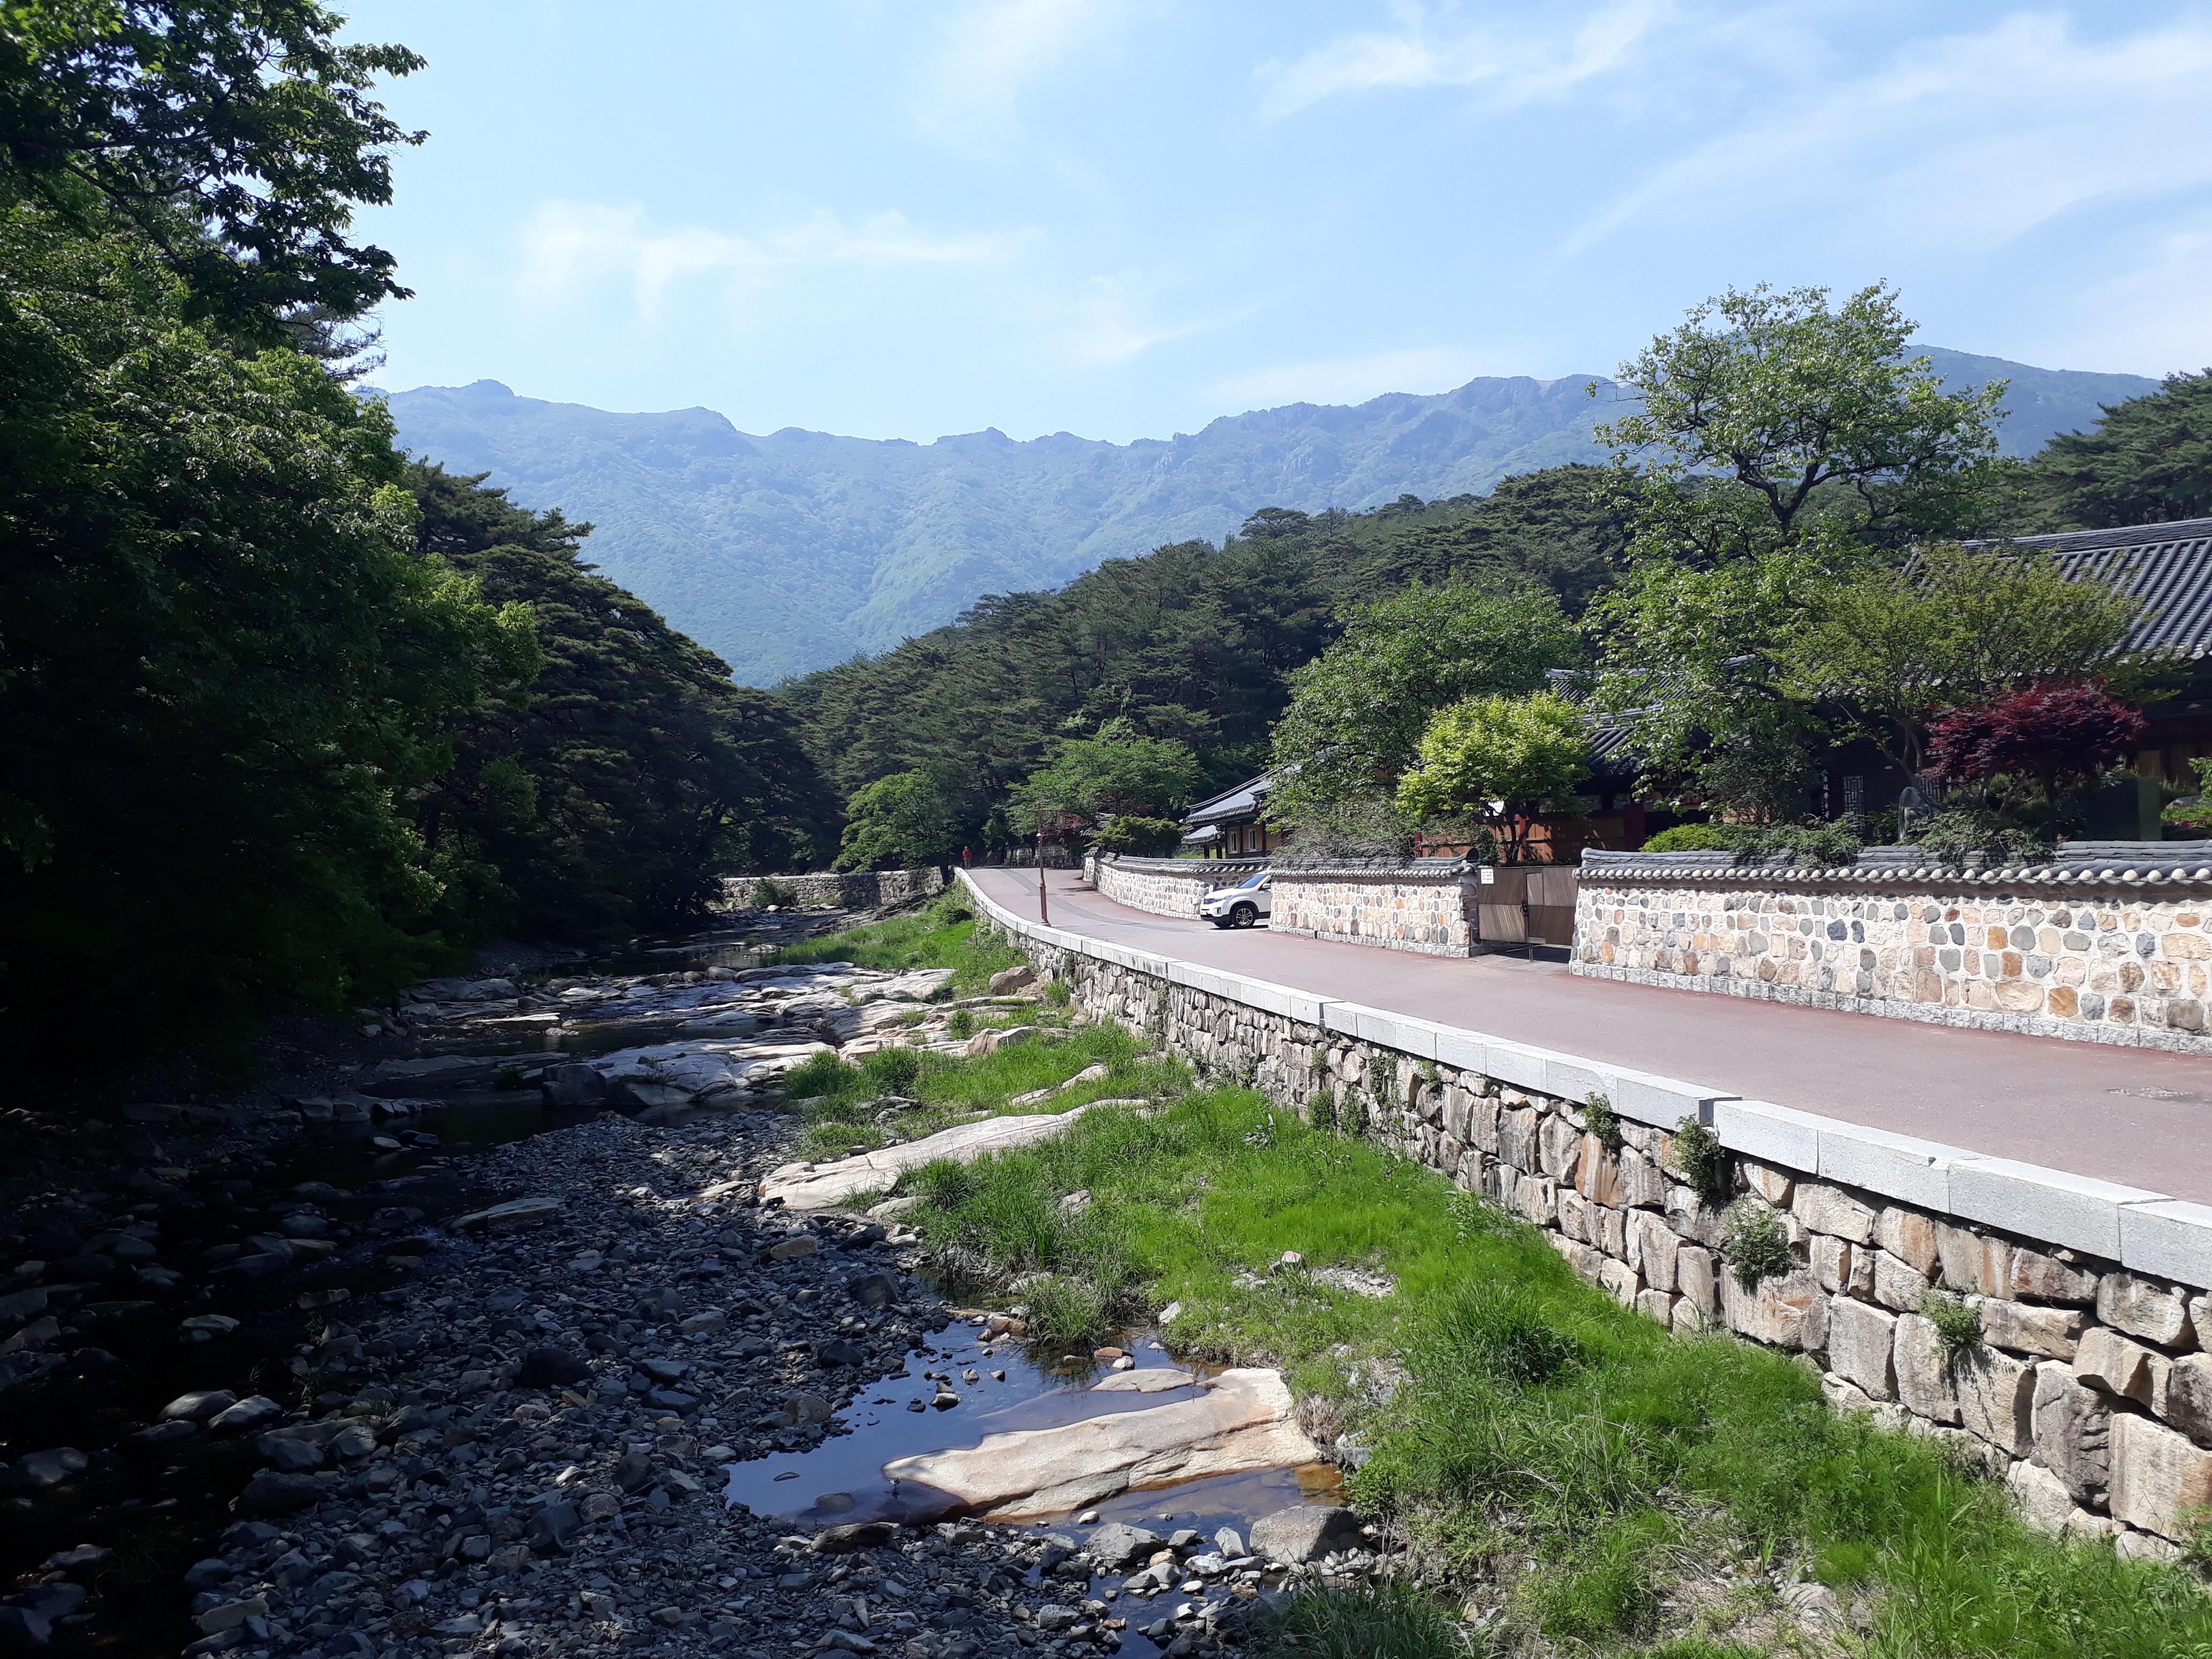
[0,214,530,1064]
[1777,543,2146,775]
[833,769,959,871]
[2016,369,2212,529]
[1266,578,1578,821]
[1396,692,1590,863]
[403,464,832,932]
[0,0,424,330]
[1593,283,2009,816]
[1009,719,1202,833]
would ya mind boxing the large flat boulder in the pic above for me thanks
[879,1368,1318,1521]
[760,1106,1101,1210]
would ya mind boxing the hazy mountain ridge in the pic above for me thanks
[383,350,2157,684]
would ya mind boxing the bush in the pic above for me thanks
[750,877,800,909]
[1306,1085,1338,1133]
[1912,805,2051,865]
[1273,794,1415,861]
[1920,1289,1984,1357]
[1667,1115,1728,1198]
[1737,818,1863,865]
[1641,823,1735,853]
[1089,815,1186,856]
[1720,1200,1793,1288]
[1581,1092,1623,1150]
[1020,1272,1117,1348]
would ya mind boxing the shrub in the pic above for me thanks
[1089,814,1186,856]
[1020,1273,1116,1348]
[1581,1092,1623,1151]
[1737,818,1863,865]
[947,1009,975,1039]
[1043,980,1071,1008]
[1667,1115,1728,1199]
[1920,1289,1984,1358]
[1365,1053,1395,1104]
[1720,1200,1793,1288]
[1306,1086,1337,1133]
[750,877,800,909]
[1273,794,1416,861]
[1912,804,2051,866]
[1641,823,1735,853]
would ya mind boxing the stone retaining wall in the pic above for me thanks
[961,869,2212,1559]
[724,868,945,910]
[1270,860,1479,956]
[1573,843,2212,1055]
[1089,854,1265,919]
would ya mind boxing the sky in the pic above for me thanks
[349,1,2212,445]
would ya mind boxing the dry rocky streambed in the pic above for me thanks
[0,923,1380,1659]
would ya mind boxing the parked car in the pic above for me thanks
[1200,870,1271,928]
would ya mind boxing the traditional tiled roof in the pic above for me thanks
[1184,773,1274,826]
[1970,516,2212,661]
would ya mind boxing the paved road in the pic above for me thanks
[971,866,2212,1205]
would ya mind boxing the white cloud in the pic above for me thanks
[910,0,1112,148]
[1257,0,1668,118]
[1207,346,1502,410]
[518,201,1011,320]
[1067,271,1259,365]
[1560,11,2212,259]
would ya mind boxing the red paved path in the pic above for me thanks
[970,866,2212,1205]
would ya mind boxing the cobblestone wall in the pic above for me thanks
[1091,854,1264,919]
[1573,845,2212,1055]
[963,870,2212,1559]
[1270,861,1479,956]
[723,868,944,910]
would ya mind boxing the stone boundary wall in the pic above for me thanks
[1271,860,1479,957]
[723,868,944,910]
[1089,854,1265,920]
[1573,843,2212,1055]
[959,869,2212,1558]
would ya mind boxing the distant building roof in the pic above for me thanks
[1184,774,1274,827]
[1971,515,2212,661]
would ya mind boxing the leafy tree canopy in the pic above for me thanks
[2012,369,2212,530]
[0,1,424,330]
[1266,578,1580,822]
[1396,691,1590,862]
[832,768,958,872]
[1594,285,2011,819]
[1009,718,1202,829]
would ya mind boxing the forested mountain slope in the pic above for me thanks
[384,351,2155,683]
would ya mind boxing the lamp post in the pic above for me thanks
[1035,813,1050,926]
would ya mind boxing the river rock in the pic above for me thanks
[881,1369,1318,1520]
[449,1197,562,1231]
[235,1471,322,1516]
[812,1522,898,1553]
[1249,1505,1365,1564]
[516,1347,592,1388]
[12,1447,87,1489]
[207,1395,283,1433]
[1085,1523,1160,1567]
[255,1434,323,1472]
[161,1389,237,1422]
[759,1106,1101,1210]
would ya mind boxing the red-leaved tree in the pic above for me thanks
[1926,682,2147,806]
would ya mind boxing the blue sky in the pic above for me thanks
[350,1,2212,444]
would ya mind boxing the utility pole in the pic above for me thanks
[1036,816,1050,926]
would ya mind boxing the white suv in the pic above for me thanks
[1199,870,1271,928]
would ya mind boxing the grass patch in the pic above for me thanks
[780,1023,1177,1164]
[909,1082,2212,1656]
[1256,1580,1469,1659]
[774,891,1026,993]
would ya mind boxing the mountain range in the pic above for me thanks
[381,349,2159,685]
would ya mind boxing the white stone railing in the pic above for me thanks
[960,867,2212,1559]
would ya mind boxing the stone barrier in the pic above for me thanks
[1269,859,1481,956]
[1089,854,1265,920]
[723,868,945,910]
[1573,842,2212,1055]
[960,868,2212,1559]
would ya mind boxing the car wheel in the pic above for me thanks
[1230,902,1258,928]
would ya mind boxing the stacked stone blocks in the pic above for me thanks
[1269,862,1479,957]
[969,878,2212,1559]
[1574,857,2212,1053]
[1090,855,1265,921]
